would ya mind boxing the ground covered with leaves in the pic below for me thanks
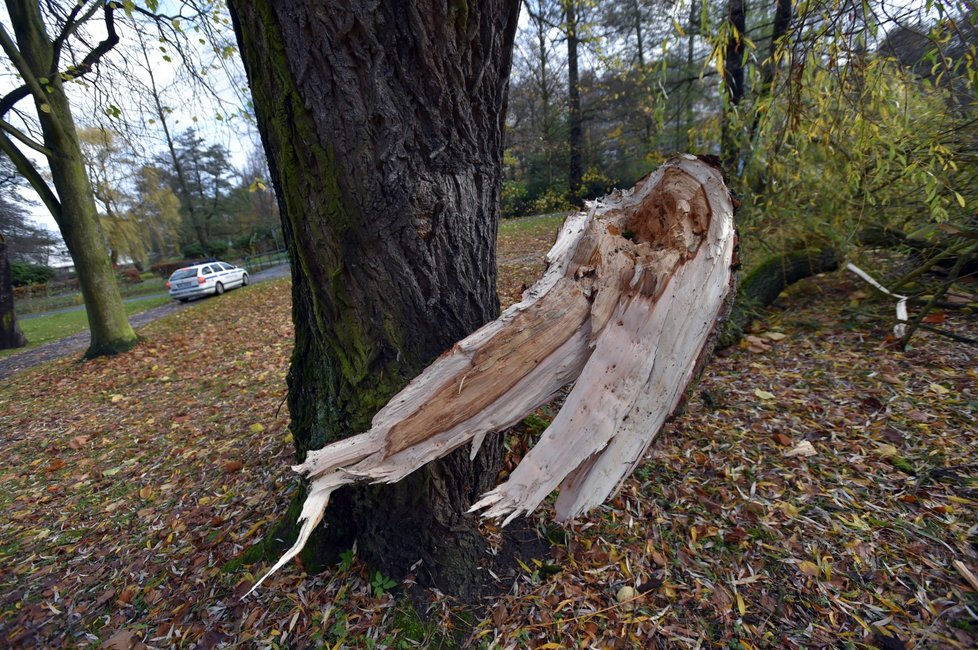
[1,216,976,648]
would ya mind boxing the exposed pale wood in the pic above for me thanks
[247,155,737,594]
[953,560,978,593]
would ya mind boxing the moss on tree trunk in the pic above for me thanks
[228,0,521,597]
[719,247,838,348]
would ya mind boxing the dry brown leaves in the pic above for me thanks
[473,268,978,649]
[1,221,976,648]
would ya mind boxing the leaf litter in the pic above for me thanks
[0,225,976,648]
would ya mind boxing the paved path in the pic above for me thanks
[0,263,291,381]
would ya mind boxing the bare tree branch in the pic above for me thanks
[57,3,121,83]
[0,118,50,155]
[50,0,99,67]
[0,130,60,222]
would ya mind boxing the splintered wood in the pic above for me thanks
[248,155,737,594]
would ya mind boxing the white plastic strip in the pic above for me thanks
[845,263,908,337]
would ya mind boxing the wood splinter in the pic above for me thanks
[248,154,738,595]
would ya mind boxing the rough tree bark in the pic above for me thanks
[247,155,738,594]
[228,0,521,597]
[0,233,26,350]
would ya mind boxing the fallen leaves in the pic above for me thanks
[784,440,817,457]
[0,281,296,648]
[68,435,90,449]
[744,330,788,352]
[797,560,820,577]
[0,232,975,648]
[102,629,140,650]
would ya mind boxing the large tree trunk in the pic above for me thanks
[228,0,520,596]
[6,0,137,358]
[0,234,26,350]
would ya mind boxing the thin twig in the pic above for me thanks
[917,324,978,347]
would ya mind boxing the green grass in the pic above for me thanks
[498,212,568,238]
[15,277,168,315]
[2,295,172,357]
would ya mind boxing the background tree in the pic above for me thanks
[0,153,55,264]
[129,165,183,262]
[161,129,236,256]
[0,0,139,357]
[0,0,249,355]
[720,0,746,168]
[0,232,26,349]
[79,127,146,267]
[563,0,585,201]
[228,0,521,596]
[507,0,567,207]
[223,148,282,254]
[78,127,183,268]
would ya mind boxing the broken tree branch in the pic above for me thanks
[247,155,738,595]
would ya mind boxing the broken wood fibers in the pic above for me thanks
[248,154,737,594]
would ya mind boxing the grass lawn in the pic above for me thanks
[496,212,569,306]
[2,295,172,356]
[15,278,169,315]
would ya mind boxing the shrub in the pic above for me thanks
[501,180,531,218]
[10,261,56,287]
[531,188,573,215]
[578,167,616,202]
[181,242,205,259]
[206,241,229,258]
[151,260,194,277]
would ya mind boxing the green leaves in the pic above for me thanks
[370,571,397,597]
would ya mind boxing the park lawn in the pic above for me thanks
[14,278,169,316]
[1,295,172,357]
[0,222,977,648]
[497,212,568,306]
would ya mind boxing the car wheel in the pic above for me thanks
[241,273,249,286]
[179,298,189,303]
[215,282,225,296]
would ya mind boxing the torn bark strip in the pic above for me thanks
[846,263,909,337]
[247,154,738,595]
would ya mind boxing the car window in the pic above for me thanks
[202,266,213,274]
[170,268,197,280]
[220,263,233,271]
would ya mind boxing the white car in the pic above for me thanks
[166,261,249,302]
